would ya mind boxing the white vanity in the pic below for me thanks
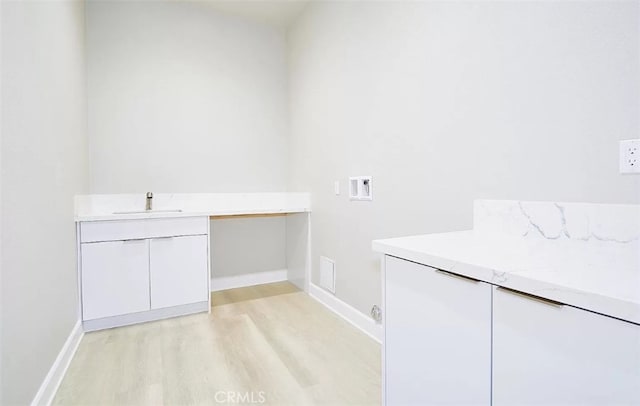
[79,217,210,331]
[373,200,640,405]
[76,192,311,331]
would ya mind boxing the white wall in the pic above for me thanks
[288,1,640,315]
[0,1,88,404]
[86,1,290,278]
[86,0,288,193]
[211,216,286,278]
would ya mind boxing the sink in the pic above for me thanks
[112,209,183,215]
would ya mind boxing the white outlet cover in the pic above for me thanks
[620,139,640,174]
[334,180,340,195]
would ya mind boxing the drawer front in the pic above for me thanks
[80,216,208,243]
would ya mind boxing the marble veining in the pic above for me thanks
[374,199,640,325]
[491,270,508,284]
[474,199,640,243]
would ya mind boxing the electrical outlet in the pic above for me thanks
[334,180,340,195]
[620,139,640,174]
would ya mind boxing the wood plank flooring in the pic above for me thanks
[53,282,381,405]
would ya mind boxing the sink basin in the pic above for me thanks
[112,209,183,215]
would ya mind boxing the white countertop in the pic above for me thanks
[373,231,639,324]
[373,200,640,325]
[75,192,311,222]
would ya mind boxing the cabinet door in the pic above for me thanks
[150,235,209,309]
[493,286,640,405]
[385,256,492,405]
[81,239,150,320]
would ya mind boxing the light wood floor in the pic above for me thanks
[53,282,381,406]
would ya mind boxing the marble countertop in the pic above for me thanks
[75,192,311,222]
[373,200,640,325]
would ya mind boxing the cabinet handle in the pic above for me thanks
[497,286,564,308]
[122,238,146,243]
[435,269,480,283]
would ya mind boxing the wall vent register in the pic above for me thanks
[319,256,336,293]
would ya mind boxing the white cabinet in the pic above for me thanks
[492,286,640,406]
[382,255,640,406]
[150,235,209,309]
[385,256,492,405]
[81,239,150,320]
[79,217,210,331]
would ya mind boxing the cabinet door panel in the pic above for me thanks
[150,235,208,309]
[493,286,640,405]
[385,256,492,405]
[81,240,150,320]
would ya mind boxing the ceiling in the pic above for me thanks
[198,0,311,30]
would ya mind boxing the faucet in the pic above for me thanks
[146,192,153,211]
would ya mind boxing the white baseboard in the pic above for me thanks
[308,283,382,343]
[210,269,288,292]
[31,320,84,406]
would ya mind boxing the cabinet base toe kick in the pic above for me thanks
[83,301,209,332]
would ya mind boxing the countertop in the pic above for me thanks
[75,192,311,222]
[373,200,640,325]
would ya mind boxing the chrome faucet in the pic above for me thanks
[145,192,153,211]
